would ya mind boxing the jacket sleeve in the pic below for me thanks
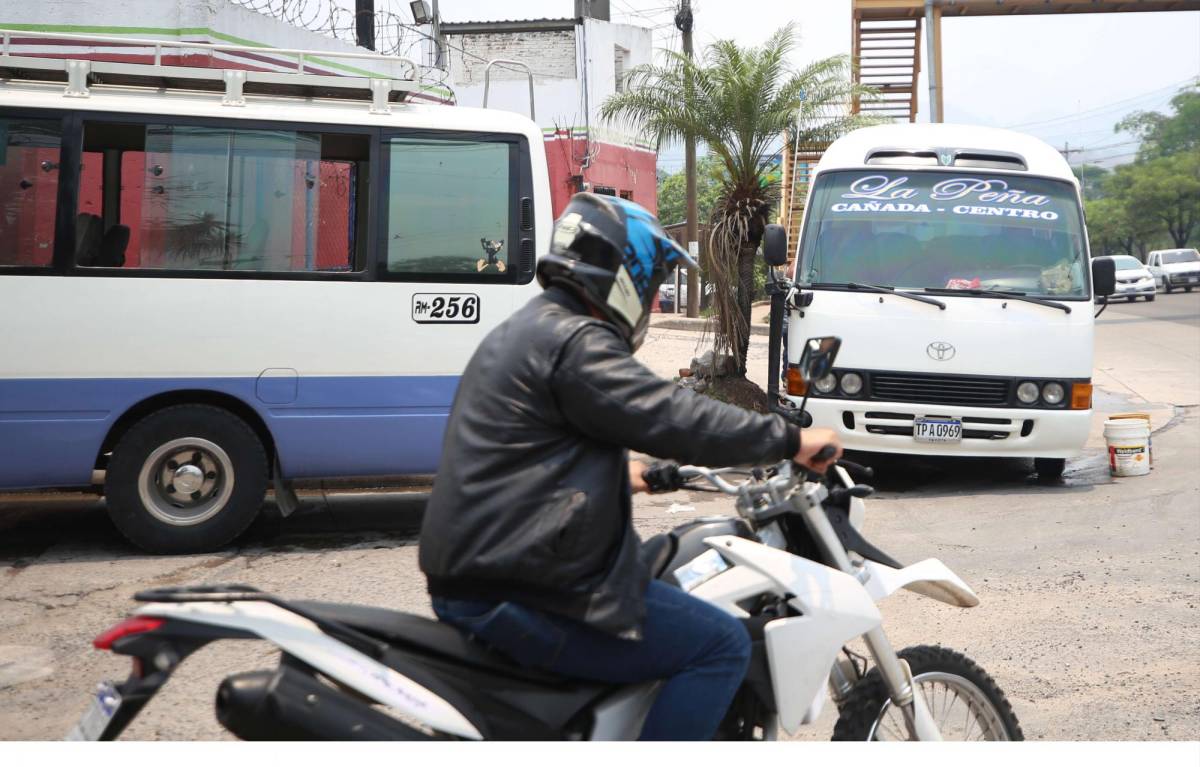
[550,323,800,466]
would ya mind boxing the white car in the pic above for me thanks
[1146,248,1200,293]
[1106,255,1157,302]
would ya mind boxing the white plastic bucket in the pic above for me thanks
[1104,417,1151,477]
[1108,412,1153,468]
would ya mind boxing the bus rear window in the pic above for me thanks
[77,122,369,272]
[798,170,1089,299]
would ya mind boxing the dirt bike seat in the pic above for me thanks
[294,600,587,687]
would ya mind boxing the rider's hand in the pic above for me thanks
[629,460,650,493]
[795,428,842,473]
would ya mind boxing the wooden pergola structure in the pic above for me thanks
[776,0,1200,262]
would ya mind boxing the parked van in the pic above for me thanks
[784,123,1114,479]
[0,33,549,552]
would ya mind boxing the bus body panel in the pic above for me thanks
[0,275,534,489]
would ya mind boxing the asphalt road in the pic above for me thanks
[0,292,1196,741]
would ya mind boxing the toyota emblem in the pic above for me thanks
[927,341,955,361]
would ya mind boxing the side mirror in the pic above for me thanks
[762,224,788,267]
[798,336,841,383]
[1091,256,1116,298]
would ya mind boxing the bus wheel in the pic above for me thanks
[104,405,268,553]
[1034,457,1066,481]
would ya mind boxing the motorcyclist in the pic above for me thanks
[418,193,842,740]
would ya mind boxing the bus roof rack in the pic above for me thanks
[0,28,421,113]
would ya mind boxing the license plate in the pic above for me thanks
[914,418,962,444]
[65,681,121,741]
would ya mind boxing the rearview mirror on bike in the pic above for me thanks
[798,336,841,383]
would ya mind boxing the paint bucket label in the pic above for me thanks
[1108,443,1149,477]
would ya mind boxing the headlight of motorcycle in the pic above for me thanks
[1016,381,1040,404]
[1042,382,1065,405]
[814,373,838,394]
[839,372,864,396]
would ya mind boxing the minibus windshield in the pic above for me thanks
[798,170,1089,299]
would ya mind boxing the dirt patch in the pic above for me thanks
[704,376,770,414]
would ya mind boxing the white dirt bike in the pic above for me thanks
[68,337,1023,742]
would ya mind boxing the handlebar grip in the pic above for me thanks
[813,444,838,462]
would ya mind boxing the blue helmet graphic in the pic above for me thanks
[538,193,697,349]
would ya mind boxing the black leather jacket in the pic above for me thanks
[418,287,799,638]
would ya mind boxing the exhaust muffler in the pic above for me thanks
[216,666,435,741]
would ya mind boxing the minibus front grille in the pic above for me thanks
[869,373,1010,407]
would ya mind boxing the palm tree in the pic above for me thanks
[602,23,875,377]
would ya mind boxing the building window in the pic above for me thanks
[385,137,512,277]
[614,45,629,93]
[593,185,617,196]
[0,117,61,267]
[76,122,368,272]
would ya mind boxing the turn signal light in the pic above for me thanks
[786,365,807,396]
[1070,382,1093,410]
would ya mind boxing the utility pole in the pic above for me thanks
[355,0,375,51]
[431,0,444,69]
[677,0,699,318]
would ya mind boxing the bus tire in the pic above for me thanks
[104,404,268,553]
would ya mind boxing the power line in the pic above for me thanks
[1002,77,1196,130]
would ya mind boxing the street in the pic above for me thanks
[1,292,1197,741]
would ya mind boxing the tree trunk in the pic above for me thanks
[735,241,757,377]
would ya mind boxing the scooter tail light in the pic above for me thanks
[93,617,165,651]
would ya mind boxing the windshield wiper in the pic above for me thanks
[921,287,1071,314]
[838,282,946,310]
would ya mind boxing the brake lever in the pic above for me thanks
[835,458,875,480]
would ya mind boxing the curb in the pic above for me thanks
[651,316,770,336]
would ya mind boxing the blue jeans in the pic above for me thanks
[431,580,751,740]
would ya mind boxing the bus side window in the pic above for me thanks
[384,136,514,279]
[0,117,61,268]
[76,121,370,273]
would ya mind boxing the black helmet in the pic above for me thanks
[537,193,697,350]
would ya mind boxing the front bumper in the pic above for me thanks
[1166,272,1200,287]
[1114,281,1156,298]
[801,398,1092,458]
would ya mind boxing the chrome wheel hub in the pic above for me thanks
[137,438,235,526]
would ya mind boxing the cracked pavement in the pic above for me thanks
[0,294,1197,740]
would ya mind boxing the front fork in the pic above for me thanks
[800,501,941,741]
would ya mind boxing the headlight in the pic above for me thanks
[1042,382,1065,405]
[1016,381,1040,404]
[814,373,838,394]
[840,372,864,396]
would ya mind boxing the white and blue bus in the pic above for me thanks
[0,40,549,551]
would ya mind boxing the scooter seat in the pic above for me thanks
[295,600,574,686]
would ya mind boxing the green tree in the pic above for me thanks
[1122,151,1200,248]
[603,24,872,376]
[1116,82,1200,161]
[656,155,725,227]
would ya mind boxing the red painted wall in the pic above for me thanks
[544,135,657,218]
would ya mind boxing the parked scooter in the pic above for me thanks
[68,332,1023,741]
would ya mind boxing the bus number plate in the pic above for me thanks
[914,418,962,444]
[412,294,480,324]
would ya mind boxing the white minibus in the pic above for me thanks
[784,123,1115,479]
[0,36,549,551]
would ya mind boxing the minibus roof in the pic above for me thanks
[815,123,1077,186]
[0,79,543,143]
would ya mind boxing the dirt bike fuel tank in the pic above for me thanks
[658,517,755,587]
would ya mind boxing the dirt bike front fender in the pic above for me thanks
[860,558,979,608]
